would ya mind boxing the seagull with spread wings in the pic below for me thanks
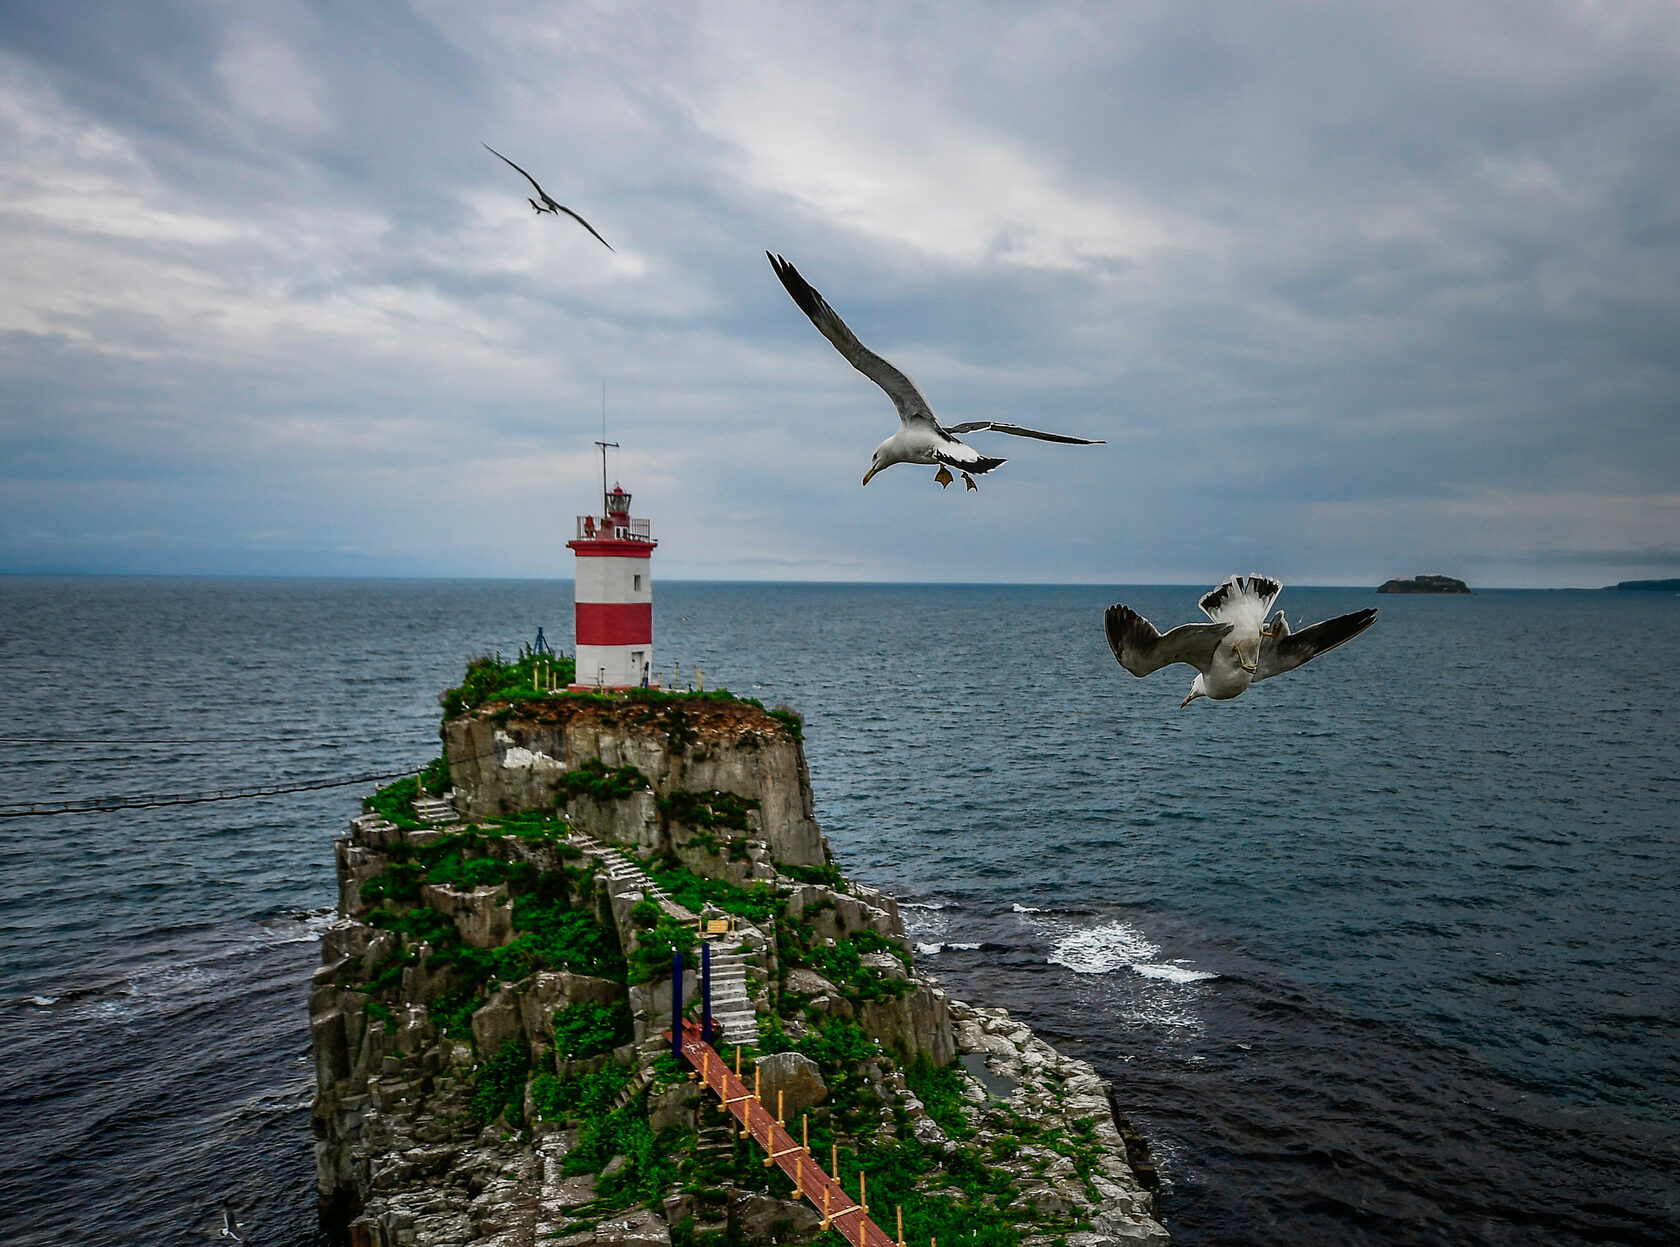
[767,253,1103,490]
[1104,574,1377,708]
[483,144,614,252]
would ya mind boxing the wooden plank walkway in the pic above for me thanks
[676,1021,900,1247]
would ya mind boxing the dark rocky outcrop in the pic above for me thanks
[310,692,1166,1247]
[1377,574,1471,594]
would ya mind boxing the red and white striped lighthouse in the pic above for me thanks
[567,475,656,691]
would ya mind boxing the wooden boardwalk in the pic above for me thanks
[677,1021,901,1247]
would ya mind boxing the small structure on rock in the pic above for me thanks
[568,443,657,691]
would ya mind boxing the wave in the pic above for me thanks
[1132,962,1218,984]
[1047,920,1216,983]
[1012,903,1042,913]
[1048,920,1159,974]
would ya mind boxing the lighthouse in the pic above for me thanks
[567,461,657,691]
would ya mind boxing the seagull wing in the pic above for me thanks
[1255,608,1377,682]
[485,145,614,251]
[1104,604,1233,677]
[485,143,549,199]
[942,421,1105,445]
[768,252,938,429]
[552,203,614,252]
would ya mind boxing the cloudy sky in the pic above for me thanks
[2,2,1677,586]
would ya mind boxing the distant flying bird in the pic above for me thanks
[767,252,1103,490]
[218,1206,243,1241]
[483,144,614,252]
[1104,574,1377,708]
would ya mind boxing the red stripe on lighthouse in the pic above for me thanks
[575,602,652,645]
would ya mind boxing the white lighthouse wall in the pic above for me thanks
[574,643,652,689]
[574,555,652,604]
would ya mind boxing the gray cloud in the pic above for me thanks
[2,1,1678,586]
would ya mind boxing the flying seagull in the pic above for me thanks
[1104,574,1377,707]
[483,144,614,252]
[767,253,1103,490]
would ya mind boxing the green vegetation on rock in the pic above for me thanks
[647,862,780,924]
[658,788,760,832]
[440,650,577,719]
[470,1038,530,1126]
[560,757,652,802]
[552,1000,632,1060]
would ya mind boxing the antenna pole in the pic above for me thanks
[594,440,618,517]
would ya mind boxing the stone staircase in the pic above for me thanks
[702,946,759,1047]
[411,792,459,824]
[567,833,761,1046]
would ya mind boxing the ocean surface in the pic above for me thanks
[0,577,1675,1246]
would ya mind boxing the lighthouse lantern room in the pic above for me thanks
[567,458,657,691]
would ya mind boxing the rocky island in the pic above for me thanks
[1608,578,1680,592]
[309,653,1167,1247]
[1376,574,1470,594]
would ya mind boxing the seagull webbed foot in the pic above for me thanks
[962,472,977,491]
[933,466,954,488]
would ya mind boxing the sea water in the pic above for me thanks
[0,577,1674,1245]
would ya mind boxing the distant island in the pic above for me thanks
[1609,578,1680,592]
[1378,574,1471,594]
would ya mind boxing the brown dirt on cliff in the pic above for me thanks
[476,694,789,746]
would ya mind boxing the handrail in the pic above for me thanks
[676,1021,903,1247]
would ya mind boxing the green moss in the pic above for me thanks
[497,895,625,981]
[560,758,652,802]
[628,915,698,985]
[428,986,484,1039]
[658,789,760,832]
[646,863,781,924]
[470,1037,530,1125]
[531,1066,633,1122]
[362,775,427,830]
[440,649,577,720]
[905,1056,976,1140]
[552,1000,632,1060]
[779,862,846,889]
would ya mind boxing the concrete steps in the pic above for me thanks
[567,832,763,1046]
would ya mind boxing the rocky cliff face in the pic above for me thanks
[443,698,826,868]
[310,693,1166,1247]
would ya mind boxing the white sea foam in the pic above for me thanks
[900,901,948,911]
[1131,963,1217,984]
[915,942,943,956]
[27,995,57,1007]
[1047,921,1217,985]
[1048,921,1159,974]
[1012,903,1042,913]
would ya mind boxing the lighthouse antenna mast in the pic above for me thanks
[593,440,618,518]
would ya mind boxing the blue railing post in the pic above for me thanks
[702,940,713,1045]
[671,950,684,1061]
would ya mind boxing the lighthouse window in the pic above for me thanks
[633,574,642,592]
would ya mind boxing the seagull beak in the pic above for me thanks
[862,464,880,485]
[1179,691,1196,709]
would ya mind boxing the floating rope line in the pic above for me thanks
[0,735,378,746]
[0,768,418,819]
